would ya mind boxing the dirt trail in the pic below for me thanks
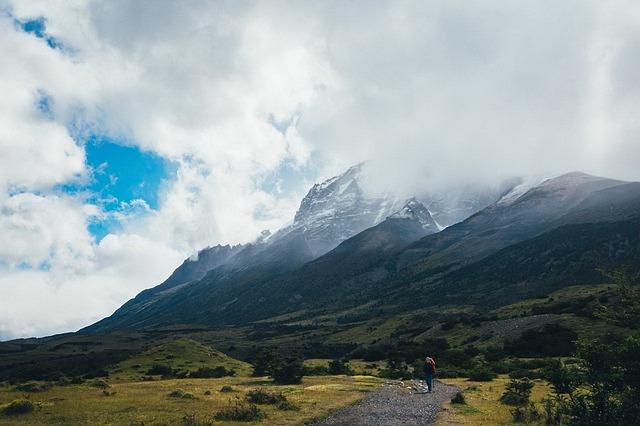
[311,380,459,426]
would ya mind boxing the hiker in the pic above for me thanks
[423,356,436,393]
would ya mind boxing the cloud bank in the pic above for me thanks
[1,0,639,340]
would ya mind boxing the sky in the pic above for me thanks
[1,1,640,341]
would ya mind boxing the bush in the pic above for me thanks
[180,413,214,426]
[328,358,353,375]
[15,381,50,393]
[90,379,109,389]
[500,378,534,406]
[146,364,174,376]
[2,399,35,415]
[379,357,412,380]
[511,403,540,423]
[220,385,234,393]
[503,324,578,358]
[246,389,286,405]
[82,369,109,379]
[250,349,277,377]
[271,357,304,385]
[189,366,235,378]
[169,389,197,399]
[213,399,266,422]
[451,392,466,404]
[467,363,498,382]
[276,399,300,411]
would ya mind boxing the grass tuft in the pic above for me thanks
[169,389,198,399]
[2,399,35,415]
[213,399,266,422]
[246,388,286,405]
[451,391,466,404]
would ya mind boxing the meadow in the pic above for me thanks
[0,374,384,425]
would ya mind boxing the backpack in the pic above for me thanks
[424,357,436,375]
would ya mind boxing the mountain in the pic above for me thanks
[398,172,628,271]
[271,162,402,257]
[86,163,505,332]
[151,244,244,292]
[84,197,440,330]
[84,169,639,336]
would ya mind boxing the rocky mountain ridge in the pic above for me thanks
[83,169,640,332]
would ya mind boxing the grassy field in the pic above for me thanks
[108,338,253,382]
[0,375,385,425]
[438,375,553,425]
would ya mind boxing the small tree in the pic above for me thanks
[328,358,352,375]
[270,356,304,385]
[500,377,534,406]
[251,349,277,377]
[542,268,640,425]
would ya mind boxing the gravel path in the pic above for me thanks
[311,380,460,426]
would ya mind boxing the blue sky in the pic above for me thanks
[80,138,177,241]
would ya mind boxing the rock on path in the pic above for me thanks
[311,380,459,426]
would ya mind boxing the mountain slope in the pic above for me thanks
[380,216,640,313]
[398,172,627,272]
[84,170,639,336]
[84,198,439,330]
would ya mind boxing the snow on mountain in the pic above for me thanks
[164,163,511,286]
[270,162,403,257]
[388,197,439,231]
[496,173,557,206]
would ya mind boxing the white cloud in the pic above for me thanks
[1,1,640,339]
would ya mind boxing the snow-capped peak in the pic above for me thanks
[497,173,557,205]
[388,198,438,230]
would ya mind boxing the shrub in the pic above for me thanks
[379,357,411,380]
[15,381,50,393]
[2,399,35,415]
[213,399,266,422]
[146,364,174,376]
[511,403,540,423]
[276,399,300,411]
[467,363,498,382]
[181,413,214,426]
[328,358,353,375]
[189,366,235,378]
[169,389,197,399]
[250,349,277,377]
[270,356,304,385]
[90,379,109,389]
[69,376,84,385]
[451,392,466,404]
[82,369,109,379]
[204,390,212,395]
[220,385,234,393]
[246,389,286,405]
[503,324,578,358]
[500,378,534,406]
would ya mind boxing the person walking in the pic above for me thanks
[423,356,436,393]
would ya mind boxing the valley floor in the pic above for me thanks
[0,375,384,425]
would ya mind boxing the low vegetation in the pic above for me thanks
[1,268,636,425]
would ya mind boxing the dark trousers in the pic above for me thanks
[425,374,433,392]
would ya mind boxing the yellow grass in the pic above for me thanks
[0,375,383,425]
[437,375,553,425]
